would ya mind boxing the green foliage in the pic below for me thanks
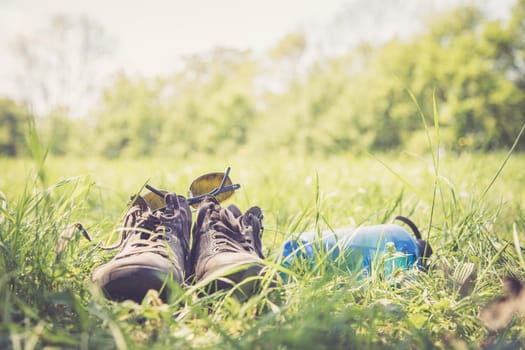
[93,75,165,158]
[40,107,79,156]
[270,32,307,61]
[91,48,259,158]
[0,98,29,157]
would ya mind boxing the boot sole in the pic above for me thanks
[199,263,267,299]
[99,266,172,303]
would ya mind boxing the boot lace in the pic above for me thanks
[100,197,186,259]
[116,208,174,259]
[207,203,264,259]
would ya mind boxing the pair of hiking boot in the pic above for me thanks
[91,192,266,303]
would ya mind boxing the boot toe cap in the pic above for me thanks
[92,253,184,302]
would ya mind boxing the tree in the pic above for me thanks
[0,98,28,156]
[160,48,259,155]
[269,31,307,84]
[92,75,165,158]
[11,14,114,117]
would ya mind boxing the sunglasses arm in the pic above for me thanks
[145,167,241,206]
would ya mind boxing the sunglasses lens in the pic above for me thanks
[188,172,234,208]
[142,190,167,210]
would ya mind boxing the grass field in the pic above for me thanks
[1,150,524,349]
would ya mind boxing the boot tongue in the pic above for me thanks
[126,224,153,242]
[164,193,179,216]
[127,209,161,243]
[242,207,265,259]
[140,232,151,240]
[127,194,149,212]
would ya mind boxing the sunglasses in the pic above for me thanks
[141,166,241,210]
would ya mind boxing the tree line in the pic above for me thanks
[1,2,524,158]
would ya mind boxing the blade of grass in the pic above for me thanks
[426,90,441,241]
[368,153,422,201]
[512,222,524,267]
[480,123,525,201]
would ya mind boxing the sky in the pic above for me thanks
[0,0,517,113]
[0,0,349,97]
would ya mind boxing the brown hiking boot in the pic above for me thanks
[190,196,266,296]
[92,192,191,303]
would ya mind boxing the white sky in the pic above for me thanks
[0,0,349,96]
[0,0,516,111]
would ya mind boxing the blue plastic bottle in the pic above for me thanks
[280,228,349,267]
[280,222,423,278]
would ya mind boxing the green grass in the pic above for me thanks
[1,151,525,349]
